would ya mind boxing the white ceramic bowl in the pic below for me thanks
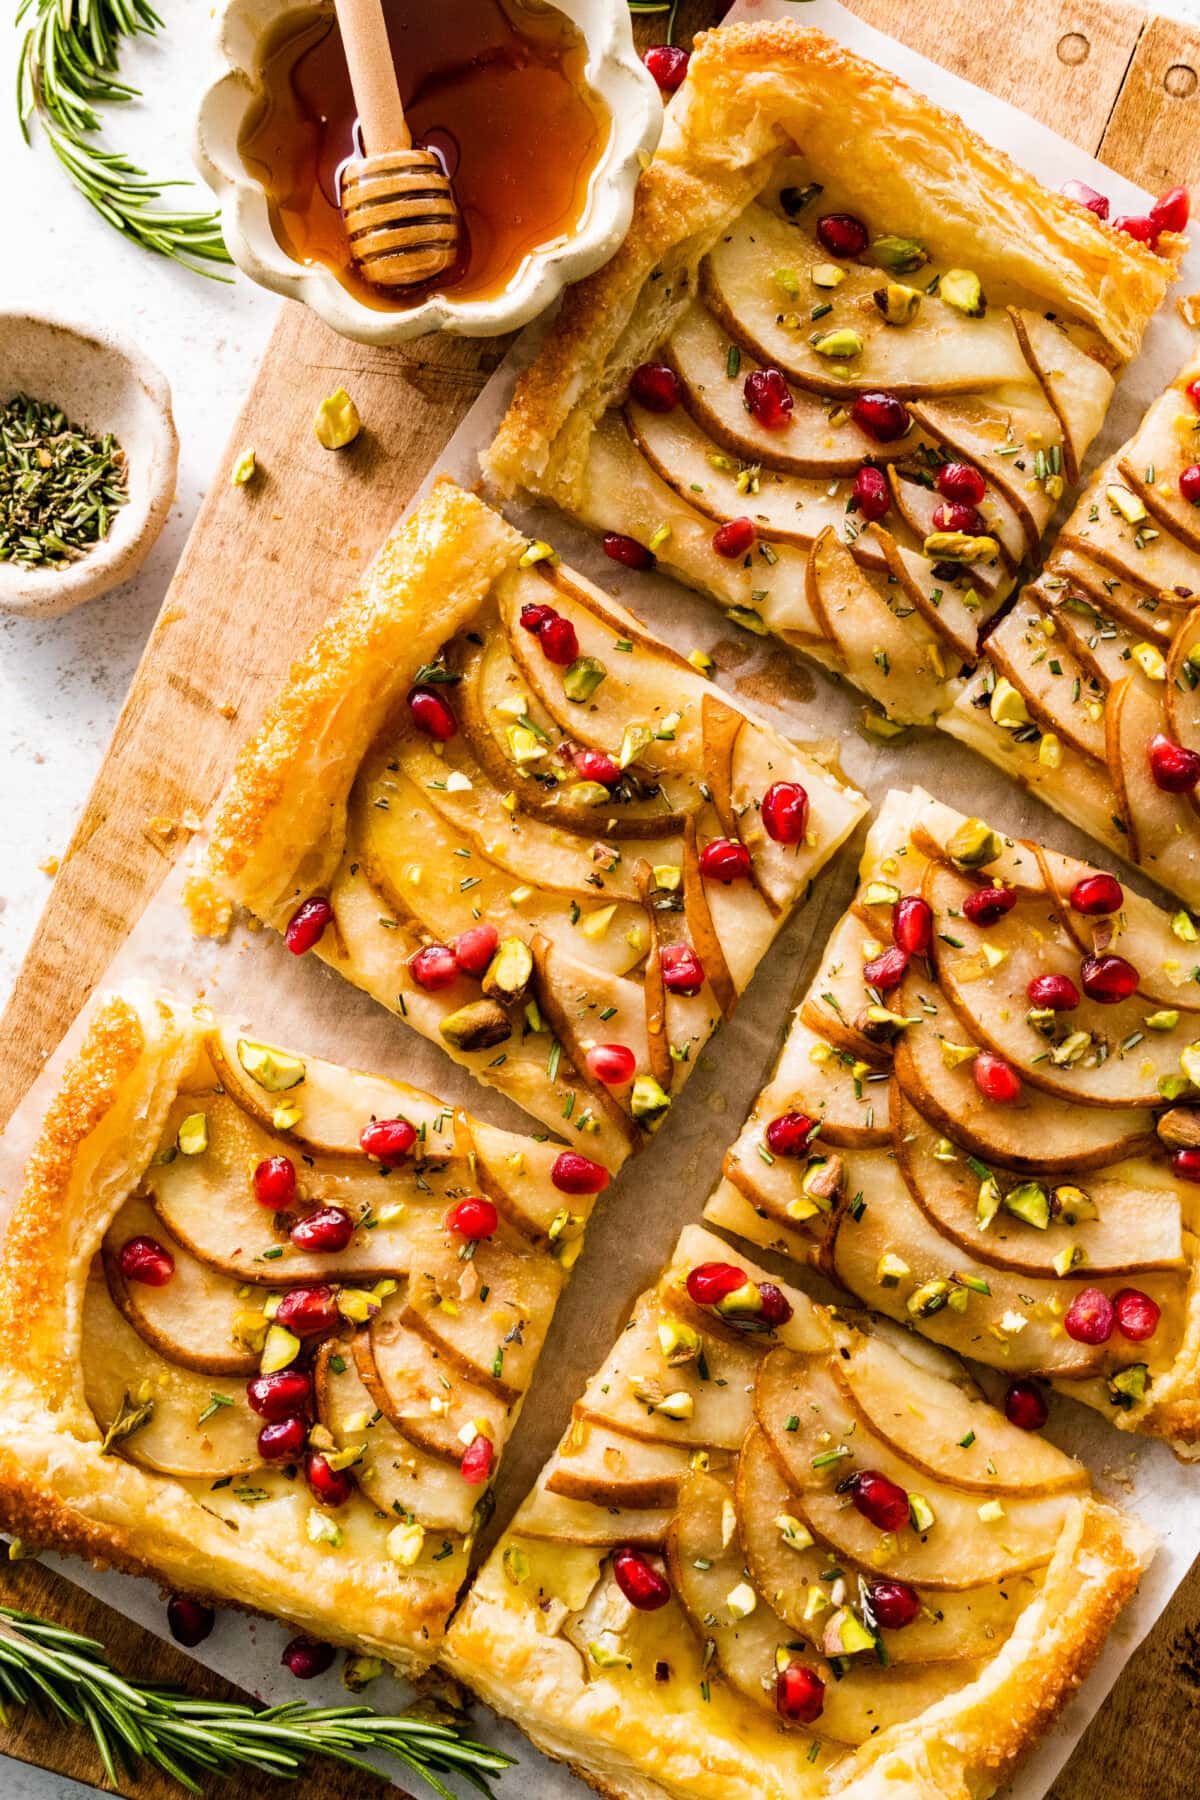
[0,313,178,619]
[195,0,663,343]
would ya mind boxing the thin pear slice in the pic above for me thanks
[886,466,1022,574]
[799,909,895,1066]
[908,394,1052,553]
[1165,604,1200,760]
[1008,310,1113,484]
[1107,675,1200,903]
[402,1221,562,1403]
[546,1415,697,1509]
[82,1264,260,1478]
[513,1473,671,1548]
[736,1427,1039,1660]
[876,529,1004,666]
[103,1196,258,1376]
[574,1299,758,1448]
[357,1302,509,1462]
[468,1117,599,1241]
[1035,843,1200,1010]
[731,1014,891,1153]
[807,527,950,724]
[1059,475,1200,599]
[1047,542,1185,640]
[903,797,1044,892]
[1118,422,1200,557]
[986,593,1109,763]
[1036,579,1143,687]
[528,934,645,1156]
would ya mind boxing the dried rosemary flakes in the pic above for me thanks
[0,392,129,568]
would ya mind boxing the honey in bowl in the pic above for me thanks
[239,0,610,309]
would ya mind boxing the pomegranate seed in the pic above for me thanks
[285,895,332,955]
[1113,1288,1160,1341]
[167,1595,215,1648]
[1069,872,1123,916]
[612,1546,671,1610]
[445,1196,499,1239]
[1113,213,1157,243]
[306,1450,354,1506]
[408,685,457,741]
[893,895,932,955]
[698,837,751,882]
[869,1580,921,1630]
[519,601,555,635]
[1004,1379,1048,1431]
[290,1206,354,1253]
[275,1285,339,1338]
[936,462,987,504]
[853,464,890,521]
[686,1261,748,1306]
[864,945,910,992]
[452,923,499,976]
[1080,954,1139,1003]
[538,614,579,665]
[1060,178,1110,220]
[1188,378,1200,412]
[603,532,654,570]
[1028,972,1080,1010]
[1149,732,1200,794]
[932,501,982,534]
[643,43,689,92]
[575,748,621,787]
[360,1117,417,1165]
[1064,1288,1115,1345]
[247,1370,311,1420]
[757,1282,794,1328]
[973,1052,1022,1105]
[630,362,682,413]
[660,942,704,995]
[963,885,1017,926]
[586,1043,637,1086]
[816,212,868,257]
[851,392,910,443]
[850,1470,910,1533]
[253,1155,297,1210]
[761,781,810,845]
[1180,465,1200,506]
[409,943,459,990]
[460,1432,495,1485]
[1150,185,1190,234]
[712,516,757,559]
[1174,1147,1200,1183]
[765,1112,816,1157]
[776,1661,825,1723]
[119,1235,175,1287]
[258,1415,309,1462]
[281,1637,334,1680]
[551,1151,610,1195]
[743,367,794,431]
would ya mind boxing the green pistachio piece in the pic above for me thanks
[923,530,1000,563]
[439,1000,513,1053]
[237,1039,306,1093]
[566,781,613,807]
[908,1494,936,1531]
[657,1317,701,1366]
[811,328,864,359]
[876,1251,910,1287]
[824,1608,878,1657]
[774,265,801,298]
[906,1278,950,1317]
[260,1324,301,1374]
[588,1640,633,1669]
[342,1653,385,1691]
[945,818,1001,868]
[563,656,607,703]
[726,606,770,636]
[313,388,361,449]
[976,1176,1002,1229]
[989,675,1032,730]
[871,234,928,274]
[1002,1181,1051,1230]
[631,1074,671,1130]
[938,268,986,316]
[618,721,655,769]
[481,936,534,1004]
[873,282,922,326]
[1107,1364,1149,1409]
[716,1279,763,1319]
[809,261,846,289]
[177,1112,209,1156]
[1053,1184,1099,1224]
[1145,1009,1181,1032]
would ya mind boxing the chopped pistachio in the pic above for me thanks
[482,936,534,1004]
[810,262,846,289]
[977,1499,1006,1522]
[588,1638,632,1670]
[519,539,559,568]
[1145,1009,1180,1032]
[938,269,986,316]
[908,1494,935,1531]
[439,999,512,1053]
[177,1111,208,1156]
[1003,1181,1050,1230]
[940,1041,977,1070]
[873,283,921,326]
[945,818,1001,868]
[687,648,715,676]
[871,234,928,274]
[313,388,361,449]
[653,1390,695,1421]
[342,1653,385,1691]
[876,1251,911,1287]
[924,530,1000,563]
[725,1581,757,1621]
[976,1176,1002,1229]
[1052,1245,1084,1276]
[989,676,1032,729]
[774,266,801,298]
[1107,1363,1149,1408]
[619,721,654,769]
[1105,485,1147,525]
[1132,642,1167,681]
[1171,912,1199,944]
[260,1324,300,1375]
[906,1279,950,1317]
[230,447,257,485]
[580,903,618,940]
[506,724,545,765]
[1053,1185,1099,1223]
[863,880,902,907]
[563,656,607,703]
[648,522,672,553]
[631,1075,672,1130]
[657,1317,701,1366]
[307,1509,343,1548]
[812,327,864,358]
[387,1521,426,1566]
[237,1039,306,1092]
[1038,731,1063,770]
[861,708,908,741]
[775,1513,814,1550]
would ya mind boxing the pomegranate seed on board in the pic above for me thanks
[612,1547,671,1610]
[253,1155,297,1210]
[630,362,683,413]
[281,1637,335,1680]
[520,601,555,635]
[1113,1288,1161,1341]
[1080,954,1138,1003]
[1064,1288,1116,1344]
[712,516,757,559]
[756,1283,794,1328]
[936,462,987,504]
[407,685,457,741]
[1069,872,1123,915]
[932,501,983,534]
[851,392,909,443]
[893,895,932,955]
[962,886,1017,926]
[460,1432,495,1485]
[1028,973,1080,1011]
[275,1285,339,1338]
[849,1470,910,1533]
[409,943,459,990]
[445,1197,499,1239]
[603,532,654,569]
[1150,185,1190,234]
[816,212,868,257]
[1174,1147,1200,1183]
[686,1262,747,1306]
[166,1596,215,1648]
[698,838,752,882]
[306,1450,354,1506]
[1060,178,1110,219]
[868,1580,921,1629]
[119,1236,175,1287]
[660,942,704,995]
[247,1369,311,1420]
[290,1207,355,1253]
[853,464,890,521]
[1180,465,1200,506]
[761,781,809,844]
[586,1043,637,1086]
[452,923,499,976]
[643,43,689,92]
[575,748,621,787]
[360,1117,417,1164]
[551,1151,610,1195]
[258,1415,309,1462]
[1004,1379,1049,1431]
[765,1112,816,1157]
[538,613,579,665]
[863,945,909,992]
[776,1661,825,1723]
[743,368,794,431]
[1148,732,1200,793]
[973,1051,1022,1105]
[1113,213,1157,242]
[285,895,333,955]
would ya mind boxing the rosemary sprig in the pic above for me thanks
[15,0,231,276]
[0,1603,514,1798]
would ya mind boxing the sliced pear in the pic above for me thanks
[546,1415,698,1509]
[903,797,1043,891]
[528,930,648,1152]
[1118,417,1200,557]
[875,523,1004,665]
[467,1117,596,1241]
[103,1196,258,1376]
[402,1220,562,1403]
[512,1473,672,1548]
[736,1015,890,1154]
[799,909,896,1066]
[1059,473,1200,599]
[702,695,780,918]
[1107,675,1200,903]
[986,594,1109,763]
[908,393,1052,554]
[1035,844,1200,1010]
[1048,541,1185,640]
[1165,604,1200,762]
[682,815,738,1016]
[885,466,1022,575]
[573,1297,758,1448]
[1036,579,1142,687]
[1008,310,1113,485]
[807,527,950,724]
[356,1302,509,1462]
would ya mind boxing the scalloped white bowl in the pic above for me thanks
[195,0,663,343]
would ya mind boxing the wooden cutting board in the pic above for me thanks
[2,2,1199,1795]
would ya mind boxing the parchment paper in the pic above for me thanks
[3,2,1199,1793]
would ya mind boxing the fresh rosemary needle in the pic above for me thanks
[0,393,129,568]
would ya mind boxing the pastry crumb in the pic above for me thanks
[182,872,233,940]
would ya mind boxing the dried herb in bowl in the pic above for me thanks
[0,392,129,568]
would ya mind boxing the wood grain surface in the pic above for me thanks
[3,1,1199,1794]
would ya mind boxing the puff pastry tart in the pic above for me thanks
[943,357,1200,907]
[445,1222,1150,1800]
[0,986,609,1671]
[202,478,866,1171]
[484,21,1181,725]
[706,787,1200,1452]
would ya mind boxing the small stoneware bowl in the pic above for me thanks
[0,313,178,620]
[195,0,663,343]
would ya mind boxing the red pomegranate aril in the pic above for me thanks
[776,1661,825,1723]
[281,1637,335,1680]
[285,895,333,955]
[460,1432,495,1485]
[1180,465,1200,506]
[1069,872,1123,915]
[575,748,621,787]
[863,945,910,992]
[1080,953,1139,1003]
[851,392,910,444]
[1028,972,1080,1011]
[936,461,988,504]
[893,895,933,955]
[360,1116,417,1165]
[407,685,457,741]
[1150,184,1190,234]
[1174,1147,1200,1183]
[258,1415,309,1462]
[1004,1379,1049,1432]
[962,885,1017,927]
[552,1151,610,1195]
[643,42,689,92]
[973,1051,1022,1105]
[712,516,757,559]
[762,780,810,845]
[520,601,555,635]
[1060,178,1110,220]
[247,1369,311,1420]
[660,942,705,995]
[1188,378,1200,412]
[869,1580,921,1630]
[765,1111,816,1158]
[1113,1288,1161,1341]
[853,463,890,521]
[119,1235,175,1287]
[452,923,499,976]
[743,367,794,431]
[275,1285,339,1339]
[167,1595,215,1648]
[630,361,683,413]
[306,1451,354,1506]
[290,1206,355,1254]
[1149,732,1200,794]
[698,837,752,883]
[850,1470,910,1533]
[586,1042,637,1086]
[603,531,654,570]
[757,1282,794,1328]
[1114,213,1157,242]
[409,942,459,990]
[445,1196,499,1239]
[612,1546,672,1610]
[932,500,982,534]
[686,1261,748,1306]
[538,613,579,665]
[253,1155,297,1211]
[816,211,868,257]
[1064,1287,1116,1345]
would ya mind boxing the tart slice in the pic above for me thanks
[485,20,1181,725]
[0,987,608,1673]
[707,787,1200,1451]
[942,355,1200,908]
[199,478,866,1175]
[444,1224,1151,1800]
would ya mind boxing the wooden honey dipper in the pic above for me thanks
[334,0,461,287]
